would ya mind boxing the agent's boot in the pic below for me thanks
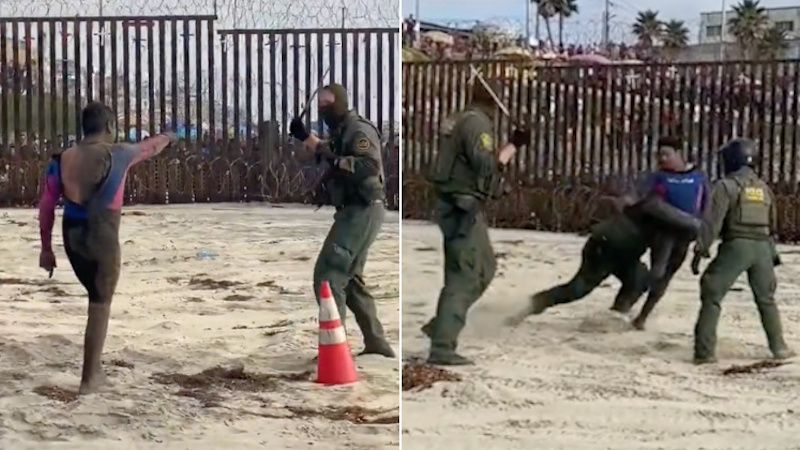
[427,351,474,366]
[79,303,111,395]
[692,355,718,365]
[773,347,796,360]
[360,337,396,358]
[504,293,550,326]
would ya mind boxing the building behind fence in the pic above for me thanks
[403,59,800,241]
[0,15,400,209]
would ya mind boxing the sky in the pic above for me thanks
[402,0,800,44]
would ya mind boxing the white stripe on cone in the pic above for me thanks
[319,327,347,345]
[319,285,347,345]
[320,294,338,322]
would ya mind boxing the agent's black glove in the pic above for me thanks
[289,117,310,141]
[510,128,531,148]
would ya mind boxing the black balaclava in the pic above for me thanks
[319,84,349,129]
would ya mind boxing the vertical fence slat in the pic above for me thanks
[292,31,299,119]
[302,31,310,129]
[99,20,106,104]
[85,20,93,102]
[73,20,81,140]
[195,19,203,143]
[221,34,228,145]
[182,20,190,145]
[37,21,45,148]
[0,22,6,149]
[365,32,372,121]
[353,32,360,112]
[792,61,799,191]
[314,32,322,135]
[377,31,384,133]
[24,21,33,136]
[388,31,397,141]
[134,21,142,141]
[257,32,264,136]
[12,22,20,148]
[402,62,410,172]
[245,31,252,142]
[268,32,276,137]
[280,31,288,151]
[208,20,215,145]
[768,63,778,185]
[170,19,177,139]
[61,20,69,147]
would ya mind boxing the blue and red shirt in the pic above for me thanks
[642,167,709,217]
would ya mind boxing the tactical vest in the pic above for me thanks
[328,113,385,206]
[722,173,772,241]
[428,109,498,200]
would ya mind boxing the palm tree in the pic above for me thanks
[533,0,558,48]
[556,0,579,49]
[632,10,663,48]
[728,0,769,59]
[758,25,789,60]
[662,20,689,60]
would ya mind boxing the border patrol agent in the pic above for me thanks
[290,84,394,358]
[691,138,795,364]
[421,78,530,365]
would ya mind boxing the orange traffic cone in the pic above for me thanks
[316,281,358,385]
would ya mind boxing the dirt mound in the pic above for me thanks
[402,362,462,392]
[152,365,311,392]
[33,385,78,403]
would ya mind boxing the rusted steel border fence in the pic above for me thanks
[403,59,800,241]
[0,16,399,209]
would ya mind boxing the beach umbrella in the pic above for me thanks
[402,47,431,62]
[423,31,454,46]
[494,46,533,61]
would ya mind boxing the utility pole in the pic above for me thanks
[525,0,531,45]
[719,0,727,61]
[415,0,421,47]
[602,0,610,49]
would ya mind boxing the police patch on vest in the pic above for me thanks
[744,187,765,202]
[479,133,492,151]
[357,138,370,151]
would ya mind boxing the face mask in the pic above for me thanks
[319,105,342,129]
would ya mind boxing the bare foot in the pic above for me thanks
[78,369,108,395]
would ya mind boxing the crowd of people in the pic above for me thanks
[404,15,652,62]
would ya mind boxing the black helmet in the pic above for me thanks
[719,138,757,175]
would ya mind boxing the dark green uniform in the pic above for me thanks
[532,214,651,312]
[693,166,791,362]
[423,105,503,364]
[313,110,393,357]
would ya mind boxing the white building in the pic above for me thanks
[699,5,800,44]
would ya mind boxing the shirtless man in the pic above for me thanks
[38,102,176,394]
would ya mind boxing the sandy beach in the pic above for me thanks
[0,204,399,450]
[402,220,800,450]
